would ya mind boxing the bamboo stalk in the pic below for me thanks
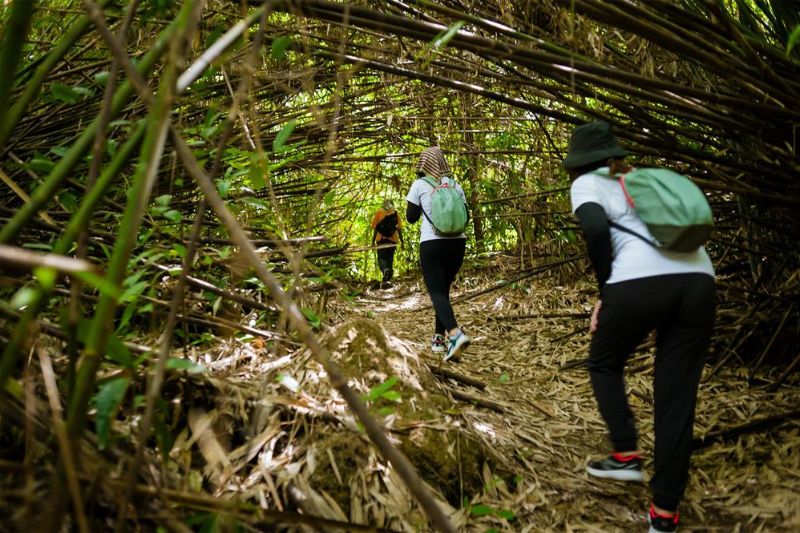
[0,124,145,395]
[0,8,182,245]
[37,348,90,533]
[65,1,198,448]
[0,0,114,150]
[116,5,264,527]
[0,0,36,137]
[171,130,456,533]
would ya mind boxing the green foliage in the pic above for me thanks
[787,25,800,56]
[150,194,181,222]
[49,83,92,104]
[362,376,402,416]
[93,376,130,449]
[462,499,516,521]
[165,357,205,373]
[273,119,296,152]
[300,307,322,329]
[10,286,37,310]
[271,36,292,60]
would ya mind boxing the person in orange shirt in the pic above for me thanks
[371,199,404,286]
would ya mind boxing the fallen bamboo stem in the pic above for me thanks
[102,481,401,532]
[447,388,506,413]
[427,364,486,390]
[692,409,800,450]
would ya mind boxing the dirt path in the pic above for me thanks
[347,267,800,532]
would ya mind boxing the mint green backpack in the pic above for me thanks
[601,168,713,252]
[418,175,469,237]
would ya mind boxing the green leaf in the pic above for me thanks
[22,242,53,251]
[33,267,57,290]
[166,358,205,373]
[94,71,109,86]
[120,280,148,303]
[154,400,174,461]
[94,377,130,449]
[378,406,395,416]
[49,146,69,158]
[381,390,402,403]
[498,372,510,383]
[496,509,515,520]
[240,196,269,209]
[73,271,121,299]
[271,36,292,59]
[364,376,398,402]
[106,333,135,369]
[272,119,296,152]
[301,307,321,328]
[50,83,82,104]
[468,504,495,517]
[59,191,78,211]
[29,155,55,174]
[11,287,38,310]
[433,21,465,49]
[248,152,267,189]
[787,24,800,56]
[217,179,232,198]
[323,190,336,205]
[172,243,187,259]
[163,209,182,222]
[155,194,171,206]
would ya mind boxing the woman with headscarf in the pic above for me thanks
[405,146,470,362]
[565,121,715,533]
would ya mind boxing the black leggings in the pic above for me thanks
[420,238,466,334]
[589,273,715,512]
[376,240,396,282]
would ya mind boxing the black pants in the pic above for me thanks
[589,273,715,512]
[420,238,466,334]
[376,241,396,283]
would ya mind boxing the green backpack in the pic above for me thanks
[418,175,469,237]
[600,167,713,252]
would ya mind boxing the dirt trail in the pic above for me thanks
[347,265,800,532]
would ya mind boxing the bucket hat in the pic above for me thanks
[563,121,628,169]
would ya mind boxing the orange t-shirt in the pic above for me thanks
[371,208,402,243]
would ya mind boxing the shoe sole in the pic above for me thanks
[648,526,677,533]
[648,517,678,533]
[431,347,445,353]
[443,339,470,362]
[585,466,644,482]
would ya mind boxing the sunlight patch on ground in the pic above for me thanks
[471,421,497,439]
[364,291,427,313]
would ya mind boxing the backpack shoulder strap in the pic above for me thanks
[608,220,660,248]
[418,175,439,189]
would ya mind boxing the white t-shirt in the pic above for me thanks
[570,167,714,285]
[406,177,468,243]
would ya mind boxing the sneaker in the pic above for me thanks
[648,504,679,533]
[443,329,470,362]
[431,334,446,353]
[586,453,644,482]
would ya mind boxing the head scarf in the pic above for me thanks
[416,146,451,179]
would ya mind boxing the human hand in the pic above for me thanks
[590,300,602,334]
